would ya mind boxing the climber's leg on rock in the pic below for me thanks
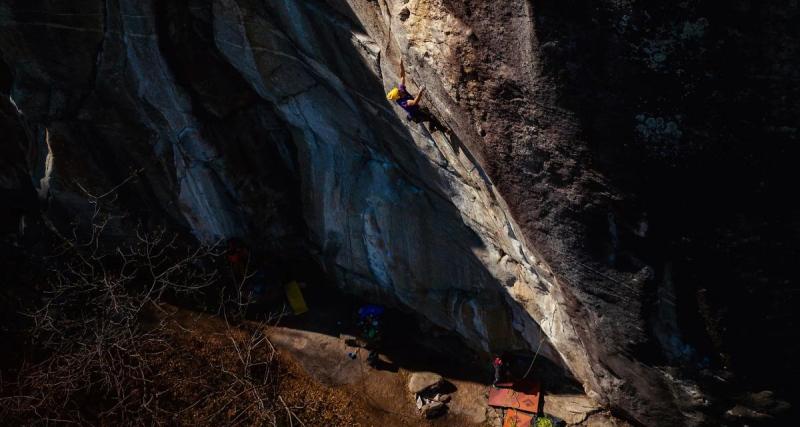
[407,107,446,134]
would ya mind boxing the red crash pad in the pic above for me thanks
[488,381,540,413]
[503,408,534,427]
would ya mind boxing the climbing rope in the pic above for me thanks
[522,336,546,380]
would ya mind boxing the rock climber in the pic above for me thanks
[386,60,427,122]
[386,60,449,134]
[492,355,504,387]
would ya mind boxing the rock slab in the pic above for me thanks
[408,372,444,394]
[543,394,600,424]
[421,400,446,419]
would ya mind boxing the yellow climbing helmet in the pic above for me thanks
[386,87,402,101]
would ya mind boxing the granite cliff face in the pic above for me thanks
[2,1,797,425]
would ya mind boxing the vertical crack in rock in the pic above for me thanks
[37,128,54,199]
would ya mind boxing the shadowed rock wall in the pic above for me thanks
[2,0,797,425]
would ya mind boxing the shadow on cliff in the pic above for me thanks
[147,0,578,389]
[529,0,800,420]
[430,0,799,423]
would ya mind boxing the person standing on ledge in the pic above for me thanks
[386,59,426,121]
[492,355,504,387]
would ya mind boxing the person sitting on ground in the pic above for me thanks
[386,60,427,121]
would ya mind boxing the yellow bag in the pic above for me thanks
[284,281,309,315]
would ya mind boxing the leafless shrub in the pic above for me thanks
[213,318,296,426]
[0,176,314,426]
[219,255,259,323]
[0,180,222,422]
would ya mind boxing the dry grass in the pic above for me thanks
[0,181,363,425]
[153,309,363,426]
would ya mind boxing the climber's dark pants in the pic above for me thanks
[493,365,501,385]
[407,107,445,132]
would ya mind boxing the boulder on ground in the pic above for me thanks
[543,394,600,424]
[742,390,791,415]
[421,400,446,418]
[408,372,443,394]
[725,405,771,421]
[585,412,633,427]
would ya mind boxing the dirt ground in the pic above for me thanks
[220,282,596,426]
[170,283,494,426]
[1,252,592,426]
[0,235,586,426]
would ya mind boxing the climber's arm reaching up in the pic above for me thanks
[389,60,424,110]
[407,87,426,107]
